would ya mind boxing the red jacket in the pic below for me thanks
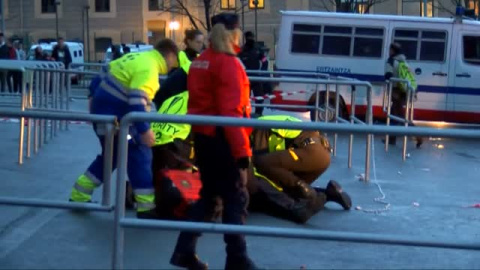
[187,47,252,159]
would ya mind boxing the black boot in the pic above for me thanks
[136,209,162,220]
[125,181,135,210]
[170,253,208,270]
[290,181,317,201]
[225,255,259,270]
[290,193,326,224]
[326,180,352,210]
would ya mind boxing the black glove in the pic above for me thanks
[236,157,251,170]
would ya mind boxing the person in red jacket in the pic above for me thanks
[170,13,258,270]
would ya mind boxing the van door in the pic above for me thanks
[450,25,480,123]
[389,22,451,122]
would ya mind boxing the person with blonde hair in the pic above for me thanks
[169,13,259,270]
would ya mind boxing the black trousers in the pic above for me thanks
[248,175,325,224]
[173,131,249,256]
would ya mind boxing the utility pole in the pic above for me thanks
[1,0,5,34]
[55,0,60,40]
[85,5,91,62]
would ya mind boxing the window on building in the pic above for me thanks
[466,0,479,16]
[249,0,265,9]
[74,51,78,57]
[149,0,164,11]
[393,29,446,62]
[95,37,112,53]
[463,36,480,65]
[356,1,369,14]
[420,0,434,17]
[95,0,110,13]
[41,0,57,13]
[221,0,236,10]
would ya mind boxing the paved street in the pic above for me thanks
[0,101,479,269]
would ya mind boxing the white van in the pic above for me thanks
[27,41,84,83]
[274,11,480,124]
[103,43,154,63]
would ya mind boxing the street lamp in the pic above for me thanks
[169,21,180,42]
[55,0,61,40]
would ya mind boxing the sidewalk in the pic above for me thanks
[0,108,479,269]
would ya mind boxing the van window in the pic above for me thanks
[79,50,83,57]
[393,29,446,62]
[291,24,321,54]
[290,23,384,58]
[353,27,384,58]
[463,36,480,65]
[322,26,352,56]
[74,51,78,57]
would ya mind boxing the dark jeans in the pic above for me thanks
[8,71,22,93]
[173,131,249,256]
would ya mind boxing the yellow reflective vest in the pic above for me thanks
[258,115,303,152]
[151,91,190,146]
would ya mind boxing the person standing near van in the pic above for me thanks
[239,31,269,116]
[52,37,72,69]
[384,43,423,148]
[170,13,259,270]
[0,33,9,93]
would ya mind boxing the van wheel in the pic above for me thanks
[308,95,348,122]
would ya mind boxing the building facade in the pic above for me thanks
[0,0,475,61]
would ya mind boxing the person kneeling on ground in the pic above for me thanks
[248,115,352,223]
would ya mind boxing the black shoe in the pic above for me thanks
[326,180,352,210]
[225,255,260,270]
[416,137,423,148]
[170,253,208,270]
[136,209,162,220]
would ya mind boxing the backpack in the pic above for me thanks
[155,169,202,220]
[397,61,417,92]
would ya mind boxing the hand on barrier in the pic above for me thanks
[140,129,156,147]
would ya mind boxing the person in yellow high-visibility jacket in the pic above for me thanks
[248,115,352,223]
[69,39,179,220]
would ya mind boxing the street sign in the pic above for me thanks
[249,0,264,9]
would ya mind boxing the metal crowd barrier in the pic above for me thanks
[0,60,72,164]
[112,112,480,269]
[0,109,117,210]
[61,67,370,167]
[383,78,416,160]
